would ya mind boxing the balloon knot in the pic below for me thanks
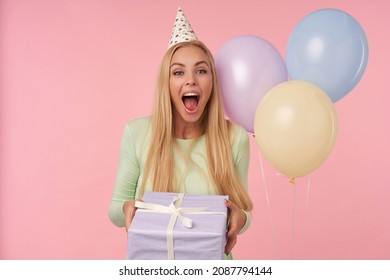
[289,177,296,184]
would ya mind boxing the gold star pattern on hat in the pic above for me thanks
[168,7,198,48]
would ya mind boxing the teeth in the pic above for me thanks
[183,93,198,97]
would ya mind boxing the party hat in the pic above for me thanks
[168,7,198,48]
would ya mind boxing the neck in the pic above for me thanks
[173,119,204,139]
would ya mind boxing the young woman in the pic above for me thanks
[109,8,253,258]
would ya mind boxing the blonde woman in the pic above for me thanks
[109,8,253,259]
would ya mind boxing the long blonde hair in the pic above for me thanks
[140,41,253,211]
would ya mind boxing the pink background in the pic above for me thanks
[1,0,389,260]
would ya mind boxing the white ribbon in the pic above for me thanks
[135,193,227,260]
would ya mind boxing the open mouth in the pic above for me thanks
[182,93,199,112]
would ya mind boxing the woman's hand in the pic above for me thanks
[123,199,143,231]
[224,199,247,254]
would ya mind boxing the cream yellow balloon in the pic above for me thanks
[254,80,338,180]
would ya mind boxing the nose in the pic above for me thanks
[185,73,197,86]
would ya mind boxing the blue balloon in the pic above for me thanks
[286,9,368,102]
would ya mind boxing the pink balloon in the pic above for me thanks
[216,35,287,133]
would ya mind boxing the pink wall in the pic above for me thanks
[1,0,389,259]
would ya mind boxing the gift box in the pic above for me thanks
[127,192,228,260]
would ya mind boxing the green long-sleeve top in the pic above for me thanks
[108,116,251,232]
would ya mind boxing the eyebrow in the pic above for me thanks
[170,60,210,69]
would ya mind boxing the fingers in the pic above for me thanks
[225,231,237,254]
[124,200,141,232]
[225,217,239,254]
[224,199,233,210]
[125,206,135,232]
[224,199,245,254]
[224,199,241,231]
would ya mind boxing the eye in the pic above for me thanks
[172,70,184,76]
[197,69,207,74]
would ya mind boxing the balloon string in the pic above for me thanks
[306,175,311,209]
[291,175,312,260]
[257,147,280,258]
[292,183,296,260]
[300,174,312,259]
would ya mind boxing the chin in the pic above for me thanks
[183,115,202,124]
[180,110,204,124]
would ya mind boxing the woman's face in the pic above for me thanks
[169,45,213,127]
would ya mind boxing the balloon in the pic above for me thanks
[254,80,338,180]
[216,35,287,133]
[286,9,368,103]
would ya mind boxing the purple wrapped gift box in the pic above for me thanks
[127,192,228,260]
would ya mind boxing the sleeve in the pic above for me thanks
[239,210,251,234]
[232,125,251,234]
[233,125,250,190]
[108,122,140,227]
